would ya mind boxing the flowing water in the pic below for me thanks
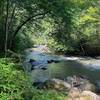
[24,45,100,90]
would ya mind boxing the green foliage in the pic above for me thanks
[32,89,67,100]
[0,0,100,55]
[13,33,34,53]
[0,58,33,100]
[34,0,100,55]
[0,0,74,53]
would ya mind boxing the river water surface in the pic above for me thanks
[24,46,100,90]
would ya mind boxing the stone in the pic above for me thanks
[68,88,81,99]
[41,67,47,70]
[66,75,96,92]
[47,60,52,63]
[68,89,100,100]
[82,91,100,100]
[29,59,46,70]
[47,60,60,64]
[47,78,71,91]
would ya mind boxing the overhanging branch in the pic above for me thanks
[13,12,48,38]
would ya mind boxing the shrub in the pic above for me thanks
[0,58,33,100]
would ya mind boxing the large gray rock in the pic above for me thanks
[66,75,96,91]
[45,76,96,92]
[49,78,71,90]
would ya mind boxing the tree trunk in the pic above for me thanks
[5,0,9,57]
[8,4,16,31]
[8,4,16,49]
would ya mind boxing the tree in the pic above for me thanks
[0,0,74,53]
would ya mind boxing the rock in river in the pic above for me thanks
[47,60,60,64]
[45,76,96,92]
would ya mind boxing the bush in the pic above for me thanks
[0,58,33,100]
[13,33,34,53]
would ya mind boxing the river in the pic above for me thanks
[24,45,100,91]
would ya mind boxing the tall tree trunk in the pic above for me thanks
[8,4,16,31]
[5,0,9,57]
[8,4,16,49]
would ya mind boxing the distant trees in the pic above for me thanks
[72,0,100,55]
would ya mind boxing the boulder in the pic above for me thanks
[66,75,96,91]
[47,60,60,64]
[68,88,81,99]
[82,91,100,100]
[29,59,47,70]
[41,67,47,70]
[47,60,53,63]
[43,76,95,92]
[68,89,100,100]
[46,78,71,91]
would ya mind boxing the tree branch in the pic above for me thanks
[13,12,48,38]
[9,12,48,49]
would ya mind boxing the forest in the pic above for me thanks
[0,0,100,100]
